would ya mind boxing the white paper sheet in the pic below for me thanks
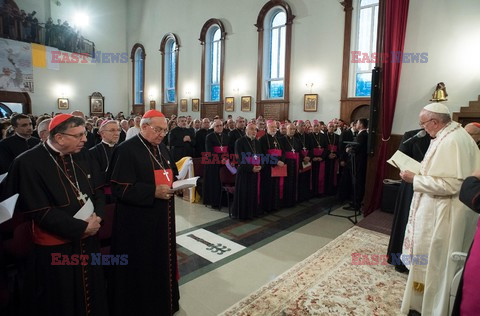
[73,198,94,220]
[172,176,199,191]
[0,193,18,224]
[387,150,421,174]
[176,158,193,180]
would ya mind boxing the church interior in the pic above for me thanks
[1,0,480,315]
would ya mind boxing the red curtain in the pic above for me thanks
[364,0,410,217]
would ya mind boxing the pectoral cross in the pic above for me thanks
[163,169,170,182]
[220,146,223,151]
[303,147,307,151]
[291,148,295,153]
[254,154,258,159]
[77,192,88,204]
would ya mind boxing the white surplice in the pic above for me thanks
[401,122,480,315]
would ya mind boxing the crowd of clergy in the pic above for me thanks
[3,104,480,315]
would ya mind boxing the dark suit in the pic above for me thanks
[353,129,368,209]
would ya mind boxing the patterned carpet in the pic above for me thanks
[220,226,407,316]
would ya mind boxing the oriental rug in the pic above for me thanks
[219,226,407,316]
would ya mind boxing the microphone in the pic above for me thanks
[403,130,427,144]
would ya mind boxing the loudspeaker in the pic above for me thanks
[367,67,380,155]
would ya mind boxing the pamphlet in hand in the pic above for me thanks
[0,193,19,224]
[172,176,200,191]
[387,150,421,175]
[74,198,94,221]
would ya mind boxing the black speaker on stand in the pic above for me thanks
[368,67,381,155]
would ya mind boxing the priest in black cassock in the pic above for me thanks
[109,110,180,316]
[310,120,328,197]
[324,122,340,195]
[203,119,229,208]
[386,128,430,272]
[89,120,120,203]
[338,121,357,203]
[194,118,210,157]
[168,115,195,162]
[279,123,303,208]
[0,113,40,173]
[231,123,263,219]
[228,116,246,154]
[351,118,368,211]
[260,120,285,212]
[3,114,107,315]
[295,120,312,202]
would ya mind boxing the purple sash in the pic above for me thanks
[313,147,324,157]
[461,218,480,313]
[328,144,337,153]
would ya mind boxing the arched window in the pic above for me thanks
[350,0,379,97]
[255,0,294,120]
[130,44,146,107]
[264,10,286,99]
[199,19,226,118]
[160,33,180,104]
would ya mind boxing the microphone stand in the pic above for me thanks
[328,146,361,224]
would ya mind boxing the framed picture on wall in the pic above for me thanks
[57,98,69,110]
[225,97,234,112]
[89,92,105,116]
[192,98,199,112]
[180,99,188,112]
[304,94,318,112]
[241,96,251,112]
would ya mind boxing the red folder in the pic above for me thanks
[271,165,287,177]
[154,169,173,187]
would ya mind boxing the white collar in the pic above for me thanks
[102,140,116,148]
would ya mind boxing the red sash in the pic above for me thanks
[328,145,337,153]
[33,222,71,246]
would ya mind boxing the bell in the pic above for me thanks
[430,82,448,102]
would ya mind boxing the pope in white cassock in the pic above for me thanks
[399,103,480,315]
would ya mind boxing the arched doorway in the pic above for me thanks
[351,104,370,122]
[0,91,32,115]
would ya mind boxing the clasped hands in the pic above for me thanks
[84,213,102,236]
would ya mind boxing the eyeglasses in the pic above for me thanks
[61,131,88,139]
[148,125,168,134]
[104,129,121,133]
[419,119,435,127]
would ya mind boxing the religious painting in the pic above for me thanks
[225,97,234,112]
[304,94,318,112]
[149,100,156,110]
[180,99,188,112]
[192,98,199,112]
[57,98,69,110]
[89,92,105,116]
[241,96,252,112]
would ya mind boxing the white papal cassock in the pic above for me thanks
[401,121,480,315]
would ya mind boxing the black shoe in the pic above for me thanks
[395,265,409,273]
[408,309,421,316]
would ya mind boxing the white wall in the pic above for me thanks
[15,0,128,115]
[393,0,480,134]
[127,0,345,121]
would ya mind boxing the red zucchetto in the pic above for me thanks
[49,113,73,131]
[142,110,165,118]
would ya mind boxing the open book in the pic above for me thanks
[0,194,19,224]
[387,150,421,175]
[172,176,199,191]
